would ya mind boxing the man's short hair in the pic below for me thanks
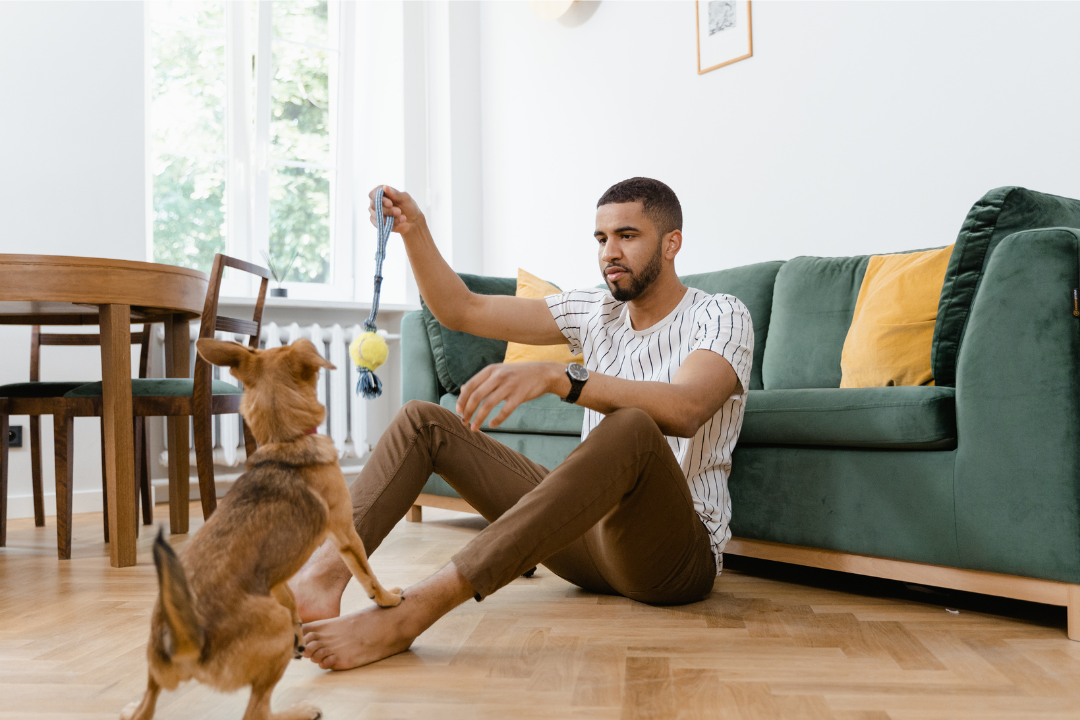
[597,177,683,237]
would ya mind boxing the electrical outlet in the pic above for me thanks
[7,425,22,448]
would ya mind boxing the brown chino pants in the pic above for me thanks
[349,400,717,604]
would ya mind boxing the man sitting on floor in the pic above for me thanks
[291,177,754,670]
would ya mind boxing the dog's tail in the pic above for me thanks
[152,528,204,662]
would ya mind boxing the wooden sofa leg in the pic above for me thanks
[1069,586,1080,641]
[407,505,422,523]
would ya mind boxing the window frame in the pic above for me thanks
[147,0,356,301]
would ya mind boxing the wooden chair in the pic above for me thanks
[0,327,154,552]
[59,254,271,539]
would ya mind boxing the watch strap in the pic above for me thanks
[563,366,586,404]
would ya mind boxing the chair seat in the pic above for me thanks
[0,381,90,398]
[64,379,244,398]
[740,386,956,450]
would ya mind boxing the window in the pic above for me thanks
[149,1,353,298]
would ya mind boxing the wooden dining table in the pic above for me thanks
[0,254,208,567]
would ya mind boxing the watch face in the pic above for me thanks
[567,363,589,382]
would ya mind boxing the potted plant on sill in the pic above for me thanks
[262,249,300,298]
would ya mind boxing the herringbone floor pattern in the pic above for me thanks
[1,504,1078,719]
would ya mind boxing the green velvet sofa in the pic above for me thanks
[401,186,1080,638]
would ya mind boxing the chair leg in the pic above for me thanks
[54,412,75,560]
[136,417,153,526]
[192,411,216,520]
[166,416,189,535]
[29,415,45,527]
[242,419,257,459]
[100,417,109,544]
[1,413,9,547]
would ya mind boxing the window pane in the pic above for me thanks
[269,165,330,284]
[270,42,330,165]
[150,2,227,273]
[273,0,332,50]
[153,156,226,272]
[269,0,335,285]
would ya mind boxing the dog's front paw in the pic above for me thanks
[283,702,323,720]
[119,701,139,720]
[374,587,403,608]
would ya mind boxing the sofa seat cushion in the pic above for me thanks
[740,386,956,449]
[440,392,584,436]
[64,379,244,398]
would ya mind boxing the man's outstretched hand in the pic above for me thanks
[369,185,423,237]
[456,362,569,432]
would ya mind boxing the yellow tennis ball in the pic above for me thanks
[350,331,389,371]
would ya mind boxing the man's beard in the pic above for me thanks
[606,240,663,302]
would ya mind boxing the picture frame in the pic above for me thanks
[696,1,753,74]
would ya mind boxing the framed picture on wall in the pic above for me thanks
[696,1,753,74]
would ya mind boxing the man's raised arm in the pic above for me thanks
[372,186,567,346]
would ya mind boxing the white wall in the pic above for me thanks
[476,1,1080,290]
[0,1,147,517]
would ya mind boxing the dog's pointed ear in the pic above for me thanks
[196,339,256,370]
[290,338,336,373]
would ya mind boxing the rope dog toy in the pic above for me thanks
[349,187,392,398]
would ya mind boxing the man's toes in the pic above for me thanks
[311,647,329,665]
[302,640,320,659]
[319,654,337,670]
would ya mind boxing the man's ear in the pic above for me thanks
[290,338,336,372]
[663,229,682,260]
[196,339,256,369]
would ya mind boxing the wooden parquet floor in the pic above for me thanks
[1,504,1079,720]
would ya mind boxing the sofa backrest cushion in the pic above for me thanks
[932,186,1080,387]
[421,274,515,394]
[681,260,785,391]
[761,255,870,389]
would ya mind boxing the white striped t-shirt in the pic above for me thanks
[545,287,754,573]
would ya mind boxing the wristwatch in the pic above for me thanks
[562,362,589,404]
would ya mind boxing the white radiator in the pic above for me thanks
[157,322,399,470]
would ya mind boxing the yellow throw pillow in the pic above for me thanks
[840,246,954,388]
[503,269,583,365]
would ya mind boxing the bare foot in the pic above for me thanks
[302,561,475,671]
[290,540,352,623]
[301,602,418,670]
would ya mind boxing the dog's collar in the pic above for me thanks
[304,428,318,435]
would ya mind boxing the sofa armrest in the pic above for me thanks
[401,310,441,405]
[954,227,1080,583]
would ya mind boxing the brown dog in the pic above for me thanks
[122,338,402,720]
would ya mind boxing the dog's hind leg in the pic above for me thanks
[271,583,304,658]
[120,675,161,720]
[241,667,321,720]
[329,524,403,608]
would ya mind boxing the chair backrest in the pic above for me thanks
[30,325,153,381]
[193,254,272,397]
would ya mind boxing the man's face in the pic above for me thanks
[595,201,664,302]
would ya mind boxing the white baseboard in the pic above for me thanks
[5,489,106,519]
[4,465,365,519]
[149,464,365,505]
